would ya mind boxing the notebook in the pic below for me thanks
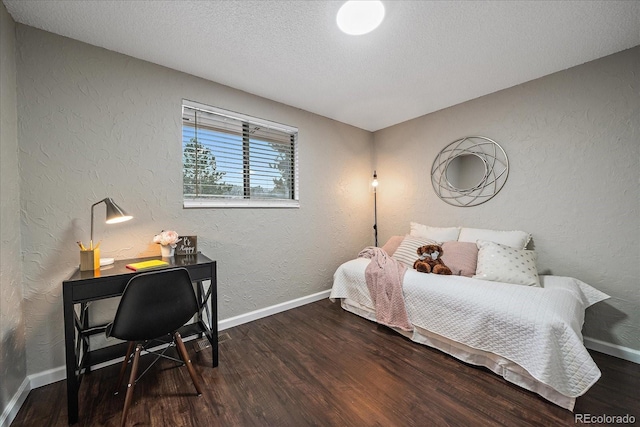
[125,260,169,271]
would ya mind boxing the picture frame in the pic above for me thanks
[175,235,197,256]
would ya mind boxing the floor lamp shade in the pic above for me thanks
[91,198,133,245]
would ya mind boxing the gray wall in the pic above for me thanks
[0,2,27,417]
[15,25,373,375]
[5,17,638,388]
[373,46,640,351]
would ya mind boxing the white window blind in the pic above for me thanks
[182,100,299,208]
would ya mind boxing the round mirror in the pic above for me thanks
[431,136,509,207]
[444,154,487,192]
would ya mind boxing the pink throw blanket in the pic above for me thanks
[358,247,412,331]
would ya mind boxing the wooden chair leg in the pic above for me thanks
[174,332,203,395]
[120,344,141,427]
[114,341,136,395]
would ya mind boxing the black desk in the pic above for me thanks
[62,253,217,424]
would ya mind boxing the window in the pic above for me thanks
[182,100,299,208]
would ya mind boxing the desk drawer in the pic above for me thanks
[72,276,130,301]
[186,263,214,282]
[68,262,214,302]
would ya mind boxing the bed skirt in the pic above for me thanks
[338,297,576,411]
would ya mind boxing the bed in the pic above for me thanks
[329,225,610,411]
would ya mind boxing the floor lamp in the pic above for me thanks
[372,171,378,246]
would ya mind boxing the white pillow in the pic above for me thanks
[458,227,531,249]
[410,222,460,242]
[392,235,439,268]
[473,240,540,286]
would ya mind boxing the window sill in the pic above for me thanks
[183,199,300,209]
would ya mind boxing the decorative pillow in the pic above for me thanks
[381,235,404,257]
[458,227,531,249]
[410,222,460,242]
[440,241,478,277]
[392,235,439,268]
[473,240,540,286]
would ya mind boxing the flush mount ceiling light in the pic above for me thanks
[337,1,385,35]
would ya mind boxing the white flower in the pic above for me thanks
[153,230,181,247]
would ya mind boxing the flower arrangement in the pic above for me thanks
[153,230,181,248]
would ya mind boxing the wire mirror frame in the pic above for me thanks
[431,136,509,207]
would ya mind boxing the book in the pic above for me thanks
[125,260,169,271]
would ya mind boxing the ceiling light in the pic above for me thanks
[337,1,385,36]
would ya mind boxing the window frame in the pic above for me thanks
[182,100,299,209]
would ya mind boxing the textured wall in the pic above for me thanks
[12,20,638,380]
[15,25,373,375]
[373,47,640,351]
[0,2,27,414]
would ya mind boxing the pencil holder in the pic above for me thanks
[80,248,100,271]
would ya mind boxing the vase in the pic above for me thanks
[160,244,175,258]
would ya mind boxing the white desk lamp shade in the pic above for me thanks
[90,198,133,265]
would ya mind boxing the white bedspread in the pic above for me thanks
[330,258,609,400]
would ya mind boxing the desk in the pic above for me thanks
[62,253,217,425]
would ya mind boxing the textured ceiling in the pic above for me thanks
[4,0,639,131]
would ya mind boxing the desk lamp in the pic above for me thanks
[91,197,133,265]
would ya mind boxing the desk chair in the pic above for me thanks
[106,267,203,427]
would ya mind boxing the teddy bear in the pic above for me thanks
[413,244,452,275]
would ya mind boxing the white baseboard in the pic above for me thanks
[218,289,331,331]
[584,336,640,364]
[1,290,331,424]
[23,288,331,392]
[28,365,66,389]
[0,377,30,427]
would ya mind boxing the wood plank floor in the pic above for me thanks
[11,299,640,426]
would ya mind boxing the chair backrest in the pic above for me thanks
[109,267,198,342]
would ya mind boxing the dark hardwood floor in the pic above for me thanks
[11,299,639,426]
